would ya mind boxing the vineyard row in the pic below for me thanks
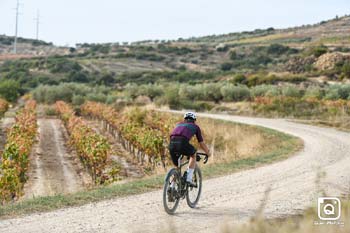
[55,101,110,183]
[0,100,37,203]
[81,101,179,168]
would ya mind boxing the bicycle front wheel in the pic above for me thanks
[186,165,202,208]
[163,168,181,215]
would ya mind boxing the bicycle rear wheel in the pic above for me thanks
[163,168,181,214]
[186,165,202,208]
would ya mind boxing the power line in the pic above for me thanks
[34,10,40,40]
[13,0,20,54]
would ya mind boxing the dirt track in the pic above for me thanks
[1,113,350,233]
[23,119,90,198]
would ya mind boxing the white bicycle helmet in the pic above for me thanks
[184,112,197,121]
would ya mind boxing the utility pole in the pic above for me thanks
[13,0,20,54]
[34,10,40,40]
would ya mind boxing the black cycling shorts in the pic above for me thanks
[168,136,196,166]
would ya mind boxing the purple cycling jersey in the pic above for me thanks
[170,121,203,142]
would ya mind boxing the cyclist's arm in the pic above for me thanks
[199,141,210,155]
[196,126,210,155]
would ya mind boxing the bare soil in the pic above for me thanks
[22,118,91,199]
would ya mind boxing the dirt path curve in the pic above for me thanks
[22,118,90,199]
[1,113,350,233]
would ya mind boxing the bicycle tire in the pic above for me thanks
[163,168,181,215]
[186,165,202,208]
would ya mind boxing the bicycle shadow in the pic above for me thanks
[169,205,255,220]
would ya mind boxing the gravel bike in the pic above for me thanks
[163,152,208,215]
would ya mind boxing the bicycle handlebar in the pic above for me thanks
[196,152,209,164]
[178,153,209,165]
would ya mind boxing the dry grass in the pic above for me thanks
[293,115,350,132]
[193,117,287,164]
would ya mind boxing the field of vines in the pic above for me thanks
[81,101,180,168]
[55,101,110,183]
[0,100,37,203]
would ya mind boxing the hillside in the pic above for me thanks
[53,15,350,78]
[1,15,350,97]
[175,15,350,47]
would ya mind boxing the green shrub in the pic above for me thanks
[201,83,223,103]
[32,83,113,104]
[247,75,260,87]
[178,100,214,111]
[106,95,117,104]
[220,62,233,71]
[281,85,302,98]
[72,95,85,105]
[47,58,82,73]
[87,93,108,103]
[324,87,341,100]
[178,85,201,100]
[229,50,238,60]
[0,80,21,102]
[232,74,248,84]
[68,71,89,83]
[309,45,328,57]
[220,84,251,101]
[138,84,164,100]
[164,86,181,109]
[251,85,279,97]
[267,44,293,55]
[342,62,350,79]
[324,84,350,100]
[304,86,323,99]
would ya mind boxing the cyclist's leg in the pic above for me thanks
[167,145,179,201]
[183,142,197,183]
[168,140,181,167]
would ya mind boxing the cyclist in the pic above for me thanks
[168,112,210,187]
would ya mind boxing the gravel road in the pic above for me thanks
[1,113,350,233]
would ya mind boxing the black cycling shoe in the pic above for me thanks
[167,187,175,202]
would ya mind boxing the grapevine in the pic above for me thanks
[55,101,110,183]
[0,100,37,202]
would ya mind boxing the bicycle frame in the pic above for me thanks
[175,153,207,197]
[176,155,189,197]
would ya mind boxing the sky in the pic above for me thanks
[0,0,349,46]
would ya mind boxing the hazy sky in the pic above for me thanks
[0,0,348,46]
